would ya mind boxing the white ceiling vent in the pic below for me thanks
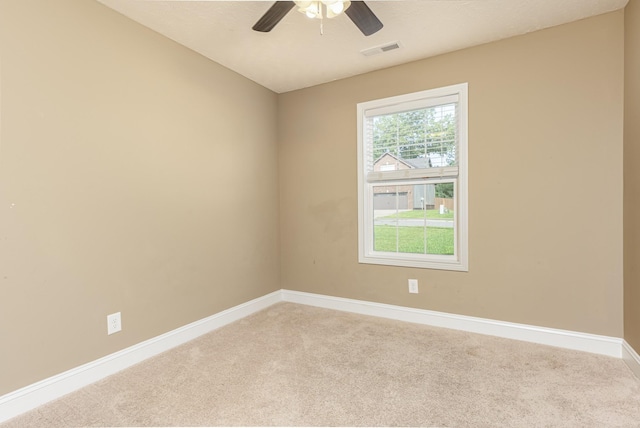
[360,41,401,57]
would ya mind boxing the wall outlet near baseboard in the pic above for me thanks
[107,312,122,335]
[408,279,419,294]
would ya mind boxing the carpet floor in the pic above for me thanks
[3,302,640,427]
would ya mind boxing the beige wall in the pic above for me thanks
[625,0,640,351]
[0,0,280,395]
[279,12,624,336]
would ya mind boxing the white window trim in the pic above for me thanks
[357,83,468,271]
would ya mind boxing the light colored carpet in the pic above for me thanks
[3,302,640,427]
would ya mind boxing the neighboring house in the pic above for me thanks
[372,152,435,210]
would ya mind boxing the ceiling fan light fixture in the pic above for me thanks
[295,1,319,18]
[326,0,351,18]
[294,1,351,20]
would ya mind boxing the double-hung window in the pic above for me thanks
[357,83,468,271]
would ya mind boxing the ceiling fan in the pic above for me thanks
[252,1,383,36]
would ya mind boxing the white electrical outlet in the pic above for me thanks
[408,279,419,294]
[107,312,122,335]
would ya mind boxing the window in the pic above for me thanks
[357,83,468,271]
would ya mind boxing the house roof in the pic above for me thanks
[374,152,431,169]
[404,158,431,169]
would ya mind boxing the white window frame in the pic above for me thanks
[357,83,468,271]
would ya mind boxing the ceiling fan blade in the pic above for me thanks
[345,1,383,36]
[252,1,296,32]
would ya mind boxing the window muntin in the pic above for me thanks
[357,84,468,271]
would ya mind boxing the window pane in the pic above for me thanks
[373,183,454,255]
[370,103,457,172]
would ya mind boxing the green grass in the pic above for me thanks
[374,225,454,255]
[382,209,454,220]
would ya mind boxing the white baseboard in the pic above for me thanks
[0,291,282,424]
[281,290,624,358]
[622,340,640,379]
[1,289,634,423]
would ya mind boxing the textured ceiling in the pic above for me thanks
[96,0,628,93]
